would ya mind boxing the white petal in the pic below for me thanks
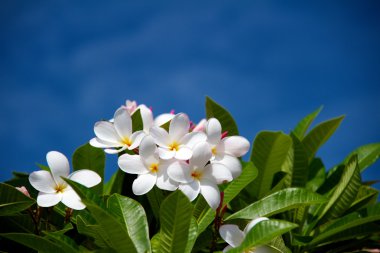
[150,126,170,147]
[118,154,149,174]
[223,245,234,253]
[244,217,269,234]
[156,172,178,191]
[94,121,120,144]
[104,146,127,154]
[179,180,200,201]
[158,147,175,160]
[132,173,156,195]
[68,169,101,188]
[192,119,207,132]
[90,137,119,148]
[46,151,70,185]
[222,136,250,157]
[219,224,245,248]
[169,113,189,141]
[167,161,192,183]
[206,118,222,145]
[214,155,242,178]
[204,163,233,184]
[29,171,56,193]
[114,107,132,139]
[37,192,62,207]
[129,131,146,150]
[200,180,220,210]
[136,104,154,133]
[139,135,158,163]
[154,113,174,127]
[61,189,86,210]
[180,132,207,149]
[175,146,193,160]
[189,142,212,169]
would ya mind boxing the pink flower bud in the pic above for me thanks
[192,119,207,132]
[16,186,30,197]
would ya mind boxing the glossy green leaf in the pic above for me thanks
[0,183,35,216]
[76,215,109,249]
[305,158,325,192]
[226,188,326,221]
[345,185,378,213]
[147,186,165,220]
[103,169,125,195]
[184,217,198,253]
[302,116,344,161]
[293,106,323,140]
[228,220,298,253]
[290,134,309,187]
[43,232,80,253]
[205,96,239,136]
[72,143,105,194]
[250,131,292,199]
[344,143,380,172]
[151,233,161,253]
[131,109,144,132]
[158,190,193,253]
[63,178,105,208]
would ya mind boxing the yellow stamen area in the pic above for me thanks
[191,171,202,180]
[149,163,159,173]
[121,137,132,146]
[211,146,217,155]
[55,184,67,194]
[169,141,179,151]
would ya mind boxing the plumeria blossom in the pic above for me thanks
[154,112,175,127]
[118,135,178,195]
[167,142,232,209]
[28,151,101,210]
[90,107,146,154]
[219,217,274,253]
[150,113,207,160]
[205,118,250,178]
[191,118,207,132]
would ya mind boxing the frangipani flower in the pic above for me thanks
[28,151,101,210]
[90,107,146,154]
[154,112,175,127]
[206,118,250,178]
[150,113,206,160]
[118,135,178,195]
[167,142,232,209]
[219,217,274,253]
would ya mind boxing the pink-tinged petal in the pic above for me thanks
[129,131,146,150]
[139,135,157,163]
[244,217,269,234]
[223,245,234,253]
[104,146,127,154]
[179,180,200,201]
[61,189,86,210]
[90,137,119,148]
[180,132,207,149]
[206,118,222,145]
[68,169,101,188]
[156,171,178,191]
[221,136,250,157]
[118,154,149,174]
[219,224,244,248]
[192,119,207,132]
[214,155,242,178]
[158,147,175,160]
[154,113,174,127]
[169,113,190,141]
[200,180,220,210]
[132,173,156,195]
[136,104,154,133]
[150,126,170,147]
[175,146,193,160]
[29,171,56,193]
[94,121,120,144]
[114,107,132,138]
[167,160,192,183]
[189,142,212,169]
[37,192,62,207]
[46,151,70,185]
[204,163,233,184]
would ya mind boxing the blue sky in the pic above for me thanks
[0,1,379,189]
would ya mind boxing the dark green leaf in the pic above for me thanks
[131,109,144,132]
[290,134,309,187]
[103,170,125,195]
[0,183,35,216]
[293,106,323,140]
[344,143,380,172]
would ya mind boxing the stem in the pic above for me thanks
[27,206,41,235]
[65,208,73,224]
[210,192,225,253]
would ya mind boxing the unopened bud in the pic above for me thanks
[16,186,30,197]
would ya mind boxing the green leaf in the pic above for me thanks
[302,116,344,161]
[151,233,161,253]
[103,169,125,195]
[290,134,309,187]
[345,185,379,213]
[158,190,193,253]
[205,96,239,136]
[226,188,326,221]
[250,131,292,199]
[146,186,165,220]
[63,178,104,208]
[344,143,380,172]
[293,106,323,140]
[72,143,105,194]
[305,158,325,192]
[228,220,298,253]
[107,194,151,253]
[0,183,35,216]
[184,217,198,253]
[43,232,80,253]
[131,109,144,132]
[76,215,109,248]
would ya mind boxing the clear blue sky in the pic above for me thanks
[1,1,379,189]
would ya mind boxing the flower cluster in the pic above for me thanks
[90,100,250,209]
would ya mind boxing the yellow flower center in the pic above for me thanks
[55,184,67,193]
[121,137,132,146]
[169,141,179,151]
[191,171,202,180]
[211,146,217,155]
[149,163,159,173]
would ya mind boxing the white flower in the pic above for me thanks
[205,118,250,178]
[219,217,274,253]
[121,100,138,114]
[118,135,178,195]
[90,107,146,154]
[167,142,232,209]
[154,113,175,127]
[150,113,207,160]
[28,151,101,210]
[192,119,207,132]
